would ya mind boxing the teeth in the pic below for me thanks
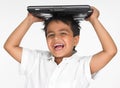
[54,44,64,47]
[54,44,64,50]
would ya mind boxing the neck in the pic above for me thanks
[54,51,77,64]
[55,57,63,65]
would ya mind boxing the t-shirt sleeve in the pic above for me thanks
[81,56,95,88]
[20,48,40,76]
[84,56,93,81]
[80,55,94,82]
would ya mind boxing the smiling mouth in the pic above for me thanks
[54,44,64,51]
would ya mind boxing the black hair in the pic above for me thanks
[43,13,81,37]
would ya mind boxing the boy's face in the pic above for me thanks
[46,20,79,58]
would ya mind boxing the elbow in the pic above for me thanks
[112,48,117,56]
[112,45,118,56]
[4,43,7,50]
[4,43,10,52]
[108,47,117,57]
[103,45,117,58]
[4,42,13,52]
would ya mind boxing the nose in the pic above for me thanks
[54,34,61,40]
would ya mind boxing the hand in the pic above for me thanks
[86,6,100,23]
[26,13,44,23]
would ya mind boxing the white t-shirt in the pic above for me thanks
[20,48,93,88]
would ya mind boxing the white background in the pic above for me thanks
[0,0,120,88]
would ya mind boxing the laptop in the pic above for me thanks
[27,5,93,20]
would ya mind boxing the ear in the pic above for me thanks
[74,36,79,46]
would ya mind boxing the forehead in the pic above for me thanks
[46,20,72,32]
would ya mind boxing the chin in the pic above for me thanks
[53,52,72,58]
[50,48,72,58]
[53,53,65,58]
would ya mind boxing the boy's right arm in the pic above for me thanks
[4,13,44,63]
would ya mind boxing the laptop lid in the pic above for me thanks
[27,5,93,20]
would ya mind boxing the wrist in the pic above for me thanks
[24,17,34,25]
[89,18,99,25]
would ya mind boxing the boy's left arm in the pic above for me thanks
[88,7,117,74]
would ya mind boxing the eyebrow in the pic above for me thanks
[47,28,70,34]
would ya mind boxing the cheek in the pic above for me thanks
[46,38,52,49]
[65,37,74,47]
[67,36,79,47]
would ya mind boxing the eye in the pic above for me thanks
[60,31,68,36]
[47,33,55,38]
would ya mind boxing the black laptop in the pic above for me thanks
[27,5,93,20]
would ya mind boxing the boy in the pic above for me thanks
[4,7,117,88]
